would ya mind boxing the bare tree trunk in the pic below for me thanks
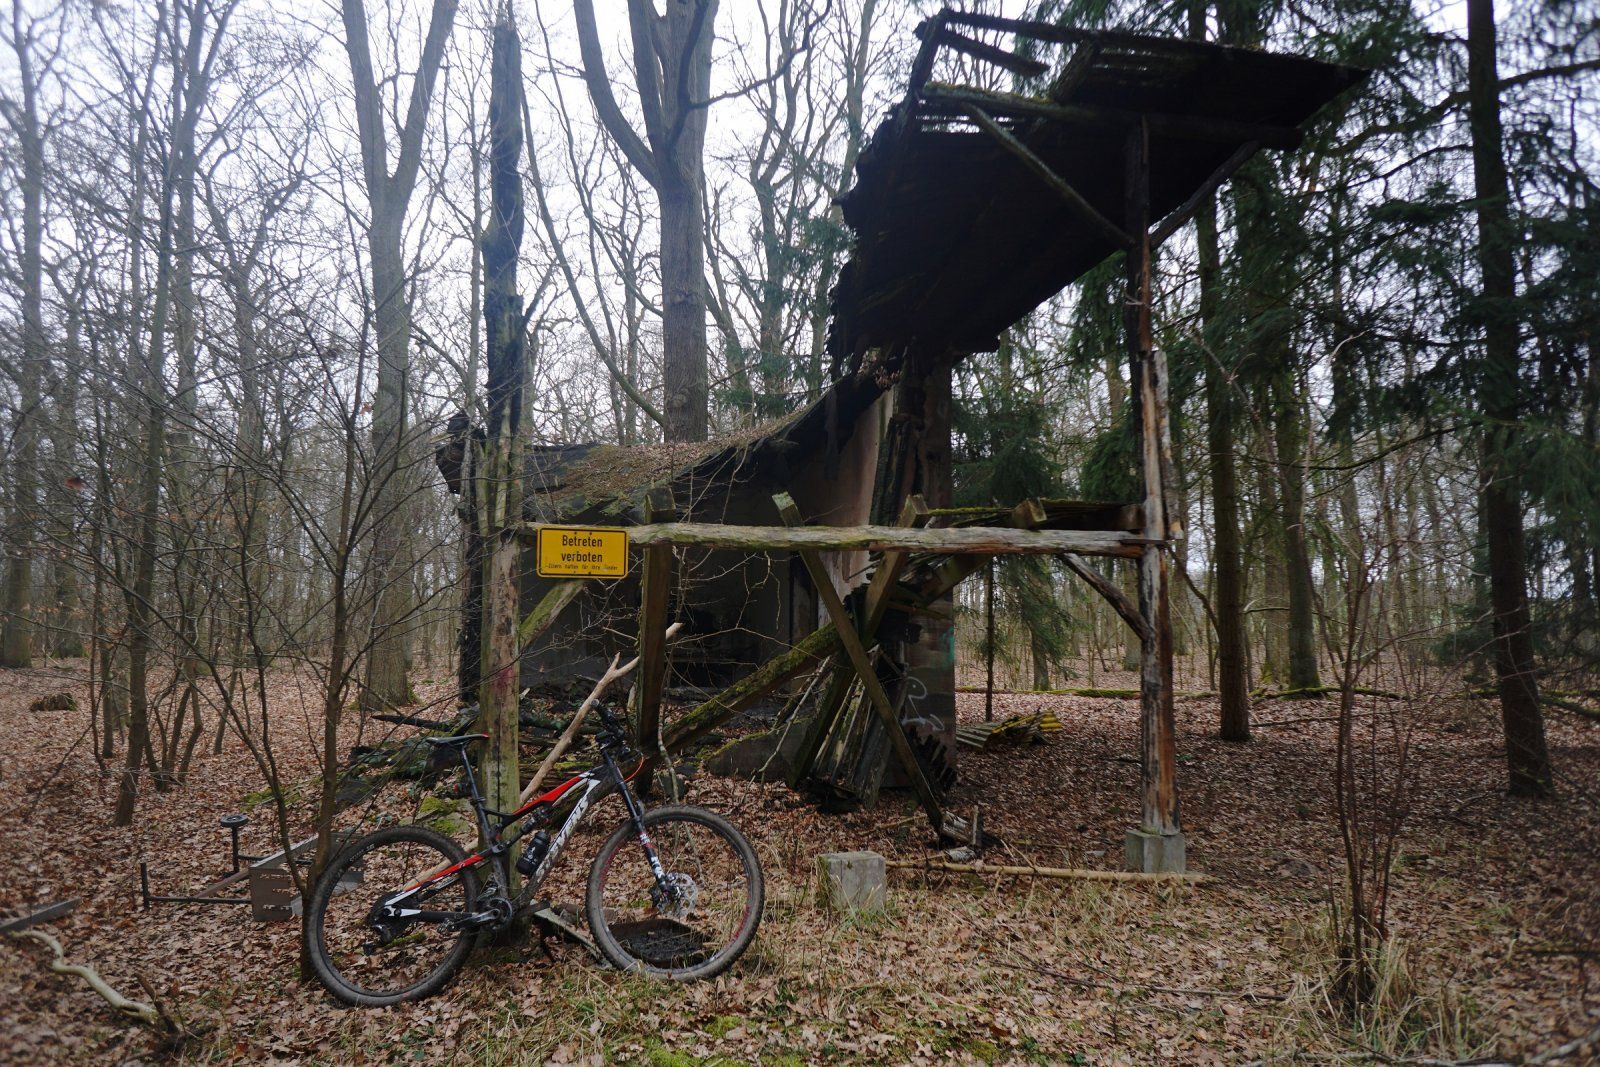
[340,0,459,713]
[1,0,45,668]
[1190,0,1249,739]
[478,11,527,822]
[573,0,718,443]
[1466,0,1552,796]
[1275,375,1321,691]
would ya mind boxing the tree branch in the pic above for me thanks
[572,0,661,188]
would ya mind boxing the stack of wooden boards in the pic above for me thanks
[955,710,1063,751]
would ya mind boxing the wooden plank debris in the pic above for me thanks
[887,858,1206,883]
[955,710,1063,751]
[774,492,947,833]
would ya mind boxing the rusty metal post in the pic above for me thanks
[1123,118,1185,873]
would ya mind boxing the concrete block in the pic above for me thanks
[816,851,887,916]
[1124,829,1187,874]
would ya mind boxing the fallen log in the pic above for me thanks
[374,711,457,730]
[954,686,1216,700]
[1250,685,1405,702]
[1464,688,1600,721]
[886,859,1205,883]
[662,625,839,753]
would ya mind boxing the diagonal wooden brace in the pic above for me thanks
[788,495,929,788]
[774,492,945,831]
[1060,552,1151,643]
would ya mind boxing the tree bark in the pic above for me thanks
[1190,0,1249,741]
[1199,205,1249,739]
[1466,0,1553,796]
[1274,375,1321,691]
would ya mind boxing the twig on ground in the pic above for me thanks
[886,858,1206,883]
[1530,1022,1600,1064]
[8,929,172,1029]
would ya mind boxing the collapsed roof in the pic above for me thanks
[827,11,1367,365]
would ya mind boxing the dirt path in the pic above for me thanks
[1,661,1595,1064]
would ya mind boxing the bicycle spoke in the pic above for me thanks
[313,832,476,1002]
[590,808,761,977]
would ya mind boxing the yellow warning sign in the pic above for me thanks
[535,526,629,579]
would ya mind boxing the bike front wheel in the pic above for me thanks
[303,824,481,1007]
[585,805,764,980]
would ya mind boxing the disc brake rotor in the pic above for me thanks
[659,872,699,919]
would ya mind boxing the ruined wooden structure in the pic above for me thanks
[452,11,1363,871]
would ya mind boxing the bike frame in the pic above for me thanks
[379,735,667,925]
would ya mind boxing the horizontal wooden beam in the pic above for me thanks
[520,521,1145,558]
[934,26,1049,79]
[921,85,1303,150]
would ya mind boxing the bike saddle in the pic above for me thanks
[422,733,489,748]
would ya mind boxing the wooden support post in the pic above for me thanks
[1124,119,1184,873]
[635,487,676,775]
[788,495,929,788]
[774,492,945,832]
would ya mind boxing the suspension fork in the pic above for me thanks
[605,751,670,885]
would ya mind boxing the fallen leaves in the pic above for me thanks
[0,659,1596,1064]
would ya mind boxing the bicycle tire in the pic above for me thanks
[585,805,764,981]
[303,824,481,1007]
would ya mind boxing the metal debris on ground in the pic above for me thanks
[956,710,1063,751]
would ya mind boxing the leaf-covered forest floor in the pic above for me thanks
[1,659,1596,1065]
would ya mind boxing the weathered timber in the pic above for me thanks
[519,520,1141,556]
[1126,119,1181,845]
[775,492,945,831]
[516,579,583,648]
[904,499,1051,606]
[929,24,1048,78]
[928,499,1140,532]
[663,499,1060,760]
[921,85,1303,150]
[961,103,1132,249]
[635,487,676,773]
[886,858,1205,883]
[1149,140,1258,247]
[663,625,838,752]
[789,495,930,788]
[1060,551,1150,643]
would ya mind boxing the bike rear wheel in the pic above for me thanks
[585,805,763,980]
[303,824,481,1007]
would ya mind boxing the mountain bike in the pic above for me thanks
[302,687,763,1007]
